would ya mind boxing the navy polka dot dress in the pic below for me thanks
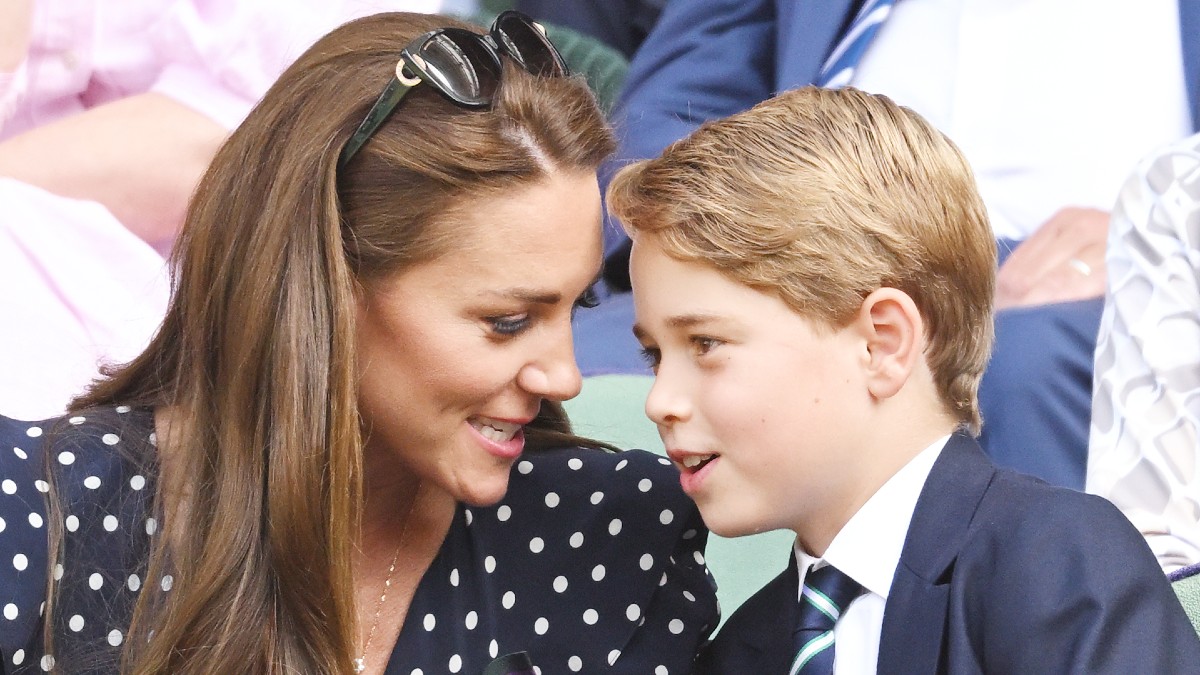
[0,409,719,674]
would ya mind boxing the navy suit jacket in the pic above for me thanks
[604,0,1200,267]
[697,433,1200,674]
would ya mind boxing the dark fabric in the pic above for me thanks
[792,565,863,675]
[698,433,1200,674]
[513,0,666,59]
[0,410,718,674]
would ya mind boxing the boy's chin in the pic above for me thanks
[697,506,772,539]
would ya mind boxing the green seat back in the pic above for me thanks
[1173,571,1200,636]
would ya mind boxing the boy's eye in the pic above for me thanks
[638,346,661,372]
[487,314,531,336]
[691,336,722,356]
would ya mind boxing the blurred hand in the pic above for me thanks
[0,0,33,72]
[995,206,1109,310]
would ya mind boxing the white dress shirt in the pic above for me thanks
[794,434,950,675]
[852,0,1191,240]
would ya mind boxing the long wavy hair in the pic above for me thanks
[45,12,615,673]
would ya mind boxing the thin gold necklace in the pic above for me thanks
[354,485,421,674]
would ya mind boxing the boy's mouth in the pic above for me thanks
[670,451,718,473]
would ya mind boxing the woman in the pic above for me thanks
[0,11,716,674]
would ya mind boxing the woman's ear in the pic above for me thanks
[855,287,925,400]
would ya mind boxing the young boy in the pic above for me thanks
[607,86,1200,673]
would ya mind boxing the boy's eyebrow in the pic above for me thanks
[632,312,724,341]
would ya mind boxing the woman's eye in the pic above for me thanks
[487,314,531,336]
[571,286,600,319]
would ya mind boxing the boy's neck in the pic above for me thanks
[796,414,958,558]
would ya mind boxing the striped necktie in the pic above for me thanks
[790,564,865,675]
[816,0,899,88]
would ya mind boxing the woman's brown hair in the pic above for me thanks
[45,12,614,673]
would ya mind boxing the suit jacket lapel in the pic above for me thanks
[776,0,860,89]
[718,552,802,673]
[877,433,996,675]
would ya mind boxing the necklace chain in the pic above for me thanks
[353,486,420,674]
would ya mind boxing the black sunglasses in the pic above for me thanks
[338,11,570,168]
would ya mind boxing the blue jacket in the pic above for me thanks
[604,0,1200,267]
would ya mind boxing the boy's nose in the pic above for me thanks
[644,369,689,426]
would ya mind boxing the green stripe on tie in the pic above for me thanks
[788,630,834,675]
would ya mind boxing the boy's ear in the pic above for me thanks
[855,287,925,400]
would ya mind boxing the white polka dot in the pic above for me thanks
[12,648,24,665]
[534,617,549,635]
[682,529,698,540]
[544,492,560,508]
[34,480,48,493]
[130,475,146,491]
[28,513,42,528]
[529,537,545,553]
[484,555,497,573]
[108,629,123,646]
[660,509,675,525]
[449,655,462,673]
[127,574,141,591]
[464,509,473,526]
[161,575,173,591]
[683,590,697,602]
[57,452,76,466]
[582,609,598,625]
[65,515,79,532]
[0,517,5,533]
[101,433,120,445]
[592,565,606,581]
[568,656,583,671]
[3,603,17,620]
[658,457,672,466]
[146,518,157,535]
[569,532,584,548]
[449,568,459,586]
[590,491,604,504]
[608,649,621,665]
[638,478,653,492]
[553,576,568,593]
[423,613,436,631]
[465,611,478,630]
[148,432,157,446]
[25,426,42,438]
[116,405,132,414]
[40,654,54,671]
[13,447,27,460]
[615,459,628,471]
[659,572,668,586]
[53,565,63,581]
[568,458,583,470]
[626,604,641,621]
[502,591,515,609]
[517,460,533,474]
[669,619,685,634]
[13,554,28,571]
[608,517,623,535]
[89,573,104,590]
[489,640,498,658]
[84,476,102,490]
[69,614,85,632]
[68,416,86,425]
[640,554,654,571]
[1,480,15,495]
[497,505,512,522]
[656,667,669,675]
[693,550,705,565]
[103,515,119,532]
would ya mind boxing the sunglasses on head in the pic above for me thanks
[338,11,570,169]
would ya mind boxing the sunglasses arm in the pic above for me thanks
[338,70,418,169]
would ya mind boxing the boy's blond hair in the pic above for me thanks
[608,86,995,433]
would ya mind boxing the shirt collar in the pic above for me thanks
[794,434,950,599]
